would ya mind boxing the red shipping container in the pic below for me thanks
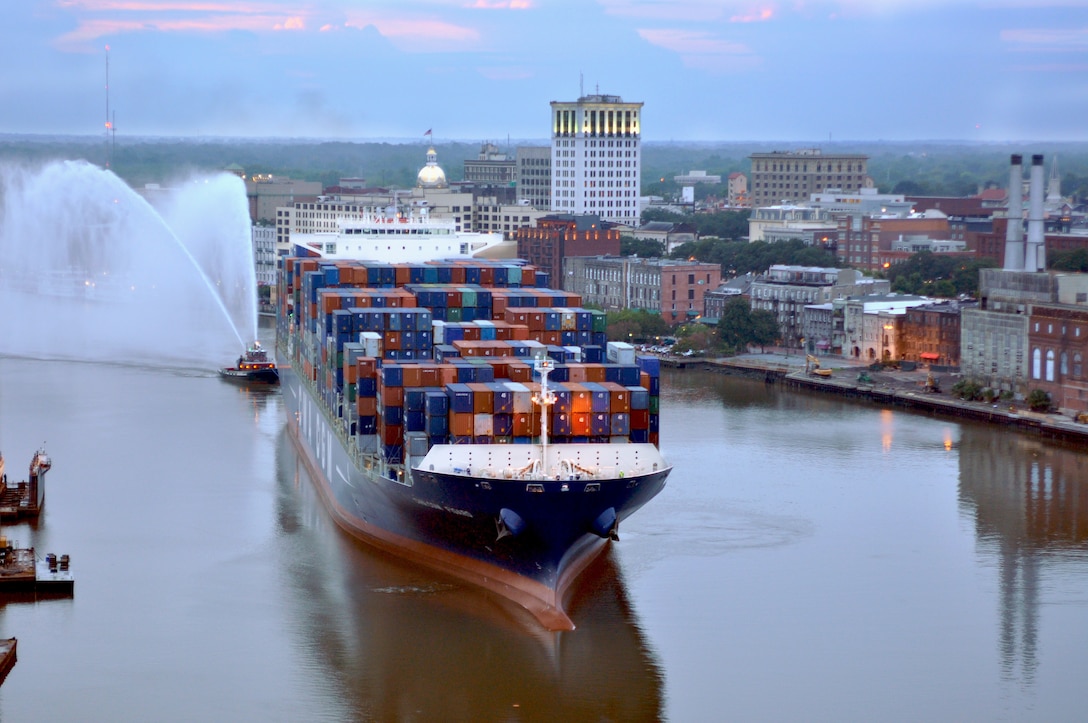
[380,423,402,445]
[380,385,404,407]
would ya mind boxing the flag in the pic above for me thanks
[424,129,432,137]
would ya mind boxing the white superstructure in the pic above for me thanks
[291,208,504,262]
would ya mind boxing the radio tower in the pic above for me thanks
[104,45,114,169]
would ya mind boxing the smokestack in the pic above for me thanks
[1003,154,1024,271]
[1025,154,1045,272]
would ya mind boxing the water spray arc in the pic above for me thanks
[0,160,256,366]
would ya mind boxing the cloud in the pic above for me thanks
[598,0,732,21]
[52,0,317,50]
[273,16,304,31]
[1000,26,1088,51]
[730,8,774,23]
[466,0,532,8]
[637,28,758,72]
[343,13,481,51]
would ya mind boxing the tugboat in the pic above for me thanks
[219,341,279,385]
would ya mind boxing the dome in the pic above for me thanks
[416,147,447,188]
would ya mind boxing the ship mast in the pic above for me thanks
[532,357,556,476]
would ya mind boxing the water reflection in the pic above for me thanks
[273,430,664,721]
[958,426,1088,686]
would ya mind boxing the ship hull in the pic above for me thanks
[218,367,280,385]
[280,362,669,630]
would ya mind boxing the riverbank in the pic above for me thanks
[668,351,1088,446]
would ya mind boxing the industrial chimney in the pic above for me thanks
[1025,154,1045,272]
[1003,154,1024,271]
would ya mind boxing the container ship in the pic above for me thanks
[275,253,671,630]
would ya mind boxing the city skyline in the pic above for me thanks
[3,1,1086,141]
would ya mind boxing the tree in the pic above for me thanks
[620,236,665,258]
[1049,248,1088,273]
[605,308,670,342]
[716,297,753,350]
[749,309,779,352]
[1027,389,1052,412]
[885,251,995,298]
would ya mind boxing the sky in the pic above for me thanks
[2,1,1087,141]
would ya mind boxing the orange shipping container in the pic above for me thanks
[585,364,606,383]
[467,383,494,413]
[450,412,473,437]
[358,397,378,416]
[401,365,423,387]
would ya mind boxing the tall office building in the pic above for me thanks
[749,149,869,207]
[550,94,642,226]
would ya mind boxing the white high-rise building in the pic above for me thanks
[550,94,642,226]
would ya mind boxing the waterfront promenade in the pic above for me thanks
[662,350,1088,446]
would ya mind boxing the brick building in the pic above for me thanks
[515,214,620,284]
[835,212,953,271]
[898,300,975,367]
[563,256,721,323]
[1026,304,1088,415]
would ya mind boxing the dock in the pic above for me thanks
[0,448,50,521]
[0,543,74,596]
[0,638,15,686]
[671,352,1088,446]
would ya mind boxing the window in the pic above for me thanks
[1046,349,1055,381]
[1033,348,1041,379]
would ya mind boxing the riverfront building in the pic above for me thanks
[841,294,930,362]
[750,266,889,351]
[898,300,976,367]
[563,256,721,323]
[550,94,642,226]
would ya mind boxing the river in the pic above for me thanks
[0,331,1086,721]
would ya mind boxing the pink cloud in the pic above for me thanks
[273,16,304,31]
[57,1,284,11]
[730,7,775,22]
[54,13,305,50]
[467,0,532,8]
[1001,27,1088,50]
[343,14,481,50]
[638,27,758,72]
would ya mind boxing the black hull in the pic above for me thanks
[219,368,279,385]
[280,362,670,630]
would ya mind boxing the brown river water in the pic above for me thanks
[1,330,1086,721]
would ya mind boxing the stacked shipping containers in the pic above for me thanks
[277,258,662,465]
